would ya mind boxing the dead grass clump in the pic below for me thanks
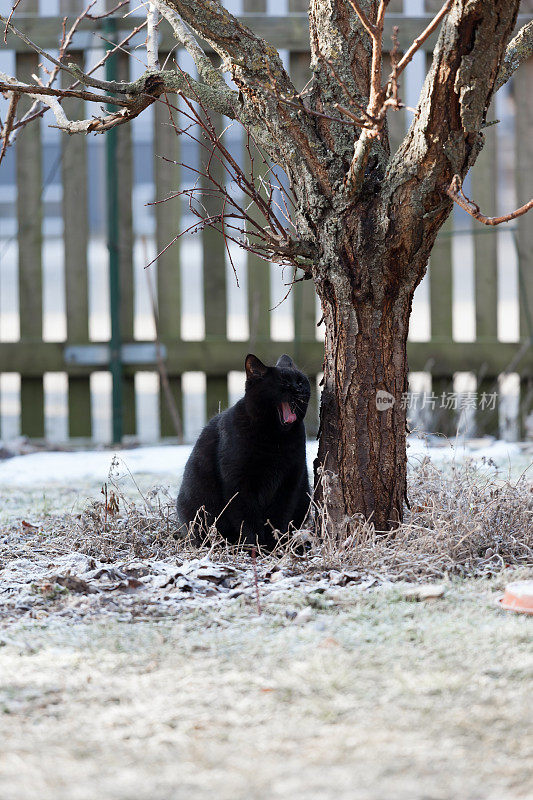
[306,457,532,579]
[36,482,254,566]
[13,456,532,582]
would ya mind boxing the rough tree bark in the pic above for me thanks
[307,0,523,529]
[2,0,531,531]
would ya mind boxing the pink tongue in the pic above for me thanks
[281,402,297,424]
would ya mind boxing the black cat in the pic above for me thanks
[177,354,311,549]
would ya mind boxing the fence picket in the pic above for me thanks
[61,47,92,438]
[244,0,271,353]
[115,51,136,436]
[472,108,499,435]
[154,77,183,437]
[289,7,319,434]
[16,39,44,438]
[429,219,455,435]
[515,57,533,434]
[202,56,229,419]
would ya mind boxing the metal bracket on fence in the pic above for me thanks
[64,343,166,366]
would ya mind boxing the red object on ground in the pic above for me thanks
[498,581,533,615]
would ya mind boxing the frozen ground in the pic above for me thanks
[0,437,531,800]
[1,572,532,800]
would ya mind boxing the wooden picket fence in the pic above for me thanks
[1,7,532,442]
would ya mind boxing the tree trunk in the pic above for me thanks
[314,227,419,532]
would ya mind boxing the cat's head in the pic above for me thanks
[244,353,311,430]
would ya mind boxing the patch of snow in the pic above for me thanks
[406,436,523,466]
[0,437,529,490]
[0,446,193,487]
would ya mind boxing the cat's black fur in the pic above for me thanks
[177,354,311,549]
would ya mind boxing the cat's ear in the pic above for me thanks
[245,354,268,379]
[276,354,294,370]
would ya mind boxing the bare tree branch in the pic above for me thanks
[0,89,19,164]
[0,10,240,126]
[2,0,22,44]
[394,0,453,77]
[447,174,533,226]
[3,1,332,203]
[150,0,227,90]
[0,12,127,93]
[146,2,159,70]
[0,71,95,133]
[495,19,533,92]
[346,0,392,192]
[163,0,333,198]
[385,0,521,249]
[346,1,456,194]
[7,17,148,139]
[164,0,294,87]
[1,1,108,142]
[0,79,131,107]
[346,0,376,39]
[147,91,315,269]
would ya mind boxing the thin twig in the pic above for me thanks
[394,0,453,76]
[3,0,22,44]
[446,174,533,226]
[275,92,369,128]
[368,0,390,115]
[0,91,19,164]
[347,0,377,39]
[86,0,130,20]
[388,25,400,105]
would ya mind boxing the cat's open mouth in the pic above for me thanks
[278,401,297,426]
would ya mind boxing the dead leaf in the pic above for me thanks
[89,567,127,582]
[122,562,152,578]
[332,571,364,586]
[107,577,145,592]
[52,574,99,594]
[196,565,237,584]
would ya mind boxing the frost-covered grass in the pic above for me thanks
[1,575,532,800]
[0,441,531,799]
[2,443,530,581]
